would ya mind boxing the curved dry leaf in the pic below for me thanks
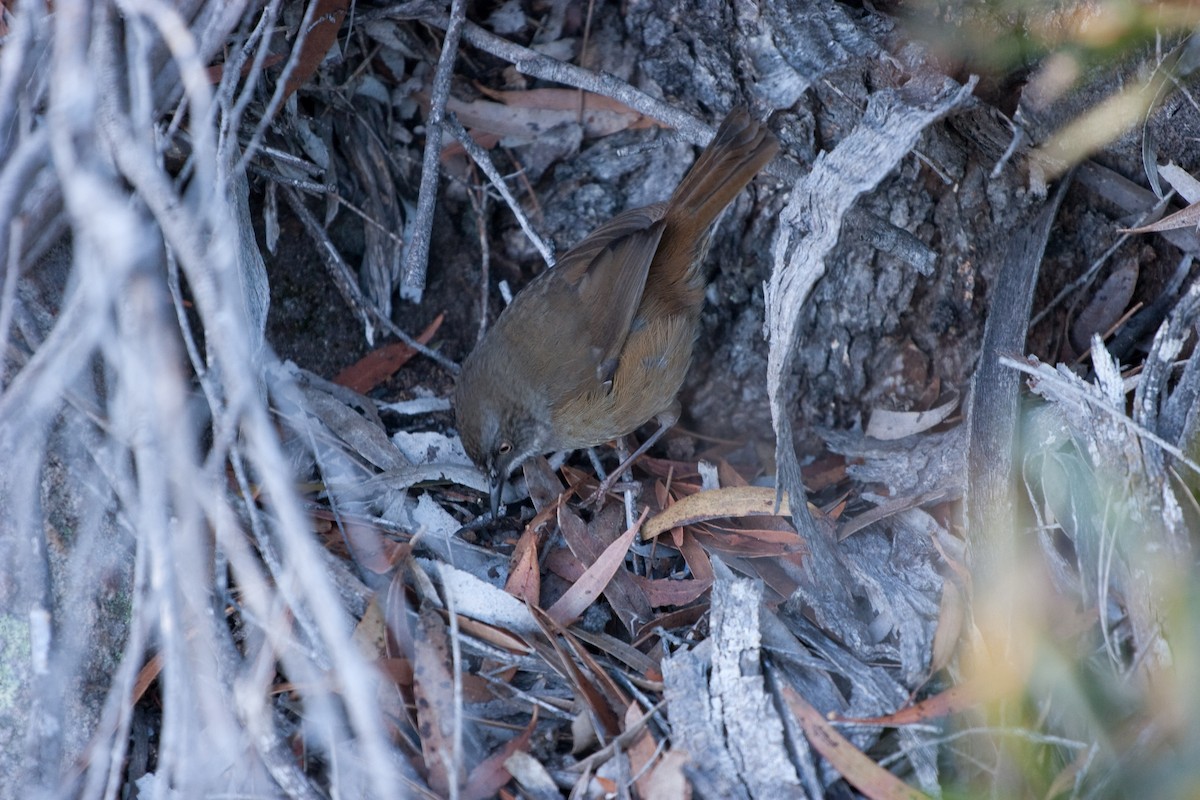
[643,486,792,539]
[625,702,661,799]
[476,86,657,123]
[556,503,653,632]
[505,526,542,605]
[454,615,532,655]
[528,608,624,737]
[1159,162,1200,203]
[464,712,537,800]
[866,390,960,441]
[412,604,464,796]
[332,313,444,393]
[642,749,691,800]
[442,91,651,145]
[352,595,388,659]
[632,574,711,607]
[780,686,932,800]
[1070,258,1138,352]
[929,579,966,674]
[502,751,559,797]
[1120,198,1200,234]
[834,683,981,726]
[677,531,714,583]
[546,509,646,627]
[690,525,805,558]
[283,0,349,100]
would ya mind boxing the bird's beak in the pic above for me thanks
[489,473,505,518]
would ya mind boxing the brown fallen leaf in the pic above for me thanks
[747,555,803,603]
[637,455,703,484]
[632,573,712,607]
[353,596,388,660]
[690,523,805,558]
[528,608,624,738]
[643,486,793,539]
[625,701,661,799]
[205,52,285,85]
[376,656,413,690]
[1070,258,1138,353]
[546,508,647,627]
[642,748,691,800]
[838,488,958,541]
[929,579,967,674]
[476,85,652,119]
[781,685,932,800]
[677,530,714,584]
[340,520,398,574]
[634,604,709,647]
[355,598,410,723]
[453,615,533,656]
[581,503,655,631]
[441,89,656,144]
[567,626,662,680]
[332,313,444,393]
[506,460,581,605]
[505,527,542,606]
[1119,198,1200,233]
[412,603,465,796]
[832,682,981,725]
[132,653,164,705]
[463,711,537,800]
[283,0,349,100]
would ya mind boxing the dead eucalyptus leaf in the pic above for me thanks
[412,604,464,795]
[1159,162,1200,203]
[780,686,932,800]
[1070,258,1138,353]
[546,509,645,627]
[866,390,959,440]
[1120,198,1200,234]
[929,580,966,674]
[643,486,792,539]
[440,91,652,145]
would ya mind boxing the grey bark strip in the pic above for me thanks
[965,177,1070,581]
[766,75,976,540]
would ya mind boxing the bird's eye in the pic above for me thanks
[498,441,513,455]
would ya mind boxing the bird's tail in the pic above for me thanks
[665,107,779,233]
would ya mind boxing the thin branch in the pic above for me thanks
[234,0,319,174]
[279,183,460,373]
[446,112,554,269]
[1000,354,1200,477]
[464,175,492,344]
[401,0,467,302]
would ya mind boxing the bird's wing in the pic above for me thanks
[535,206,666,396]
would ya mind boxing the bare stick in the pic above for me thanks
[415,15,814,185]
[464,177,491,344]
[279,183,460,373]
[445,112,554,269]
[400,0,467,302]
[234,0,317,174]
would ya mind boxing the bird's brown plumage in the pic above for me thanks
[455,108,779,513]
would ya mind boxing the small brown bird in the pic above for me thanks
[455,107,778,515]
